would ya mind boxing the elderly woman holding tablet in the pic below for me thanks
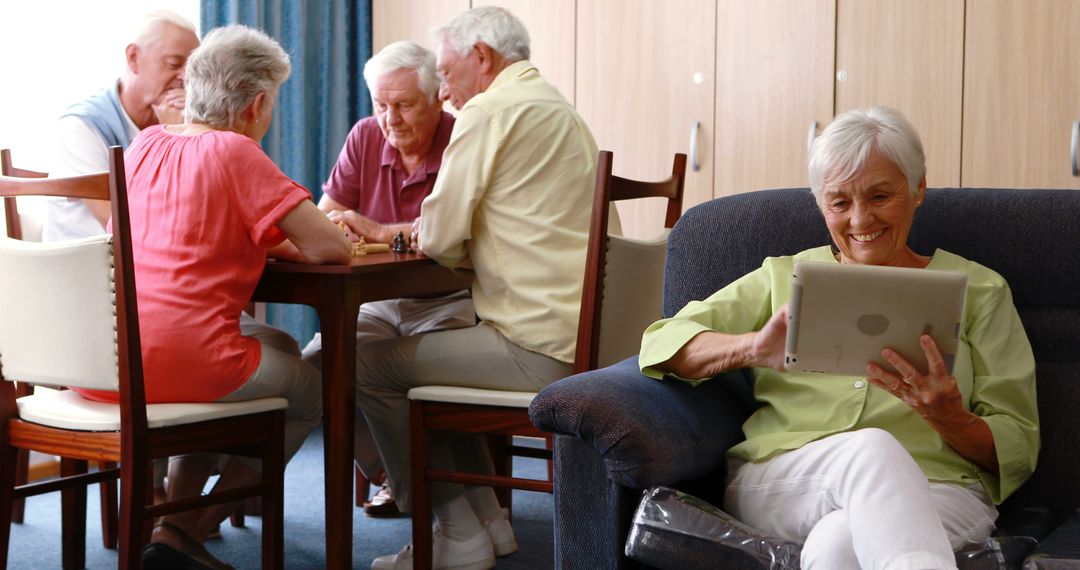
[639,106,1038,568]
[75,25,351,568]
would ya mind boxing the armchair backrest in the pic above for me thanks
[665,187,1080,522]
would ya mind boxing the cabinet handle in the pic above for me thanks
[1072,121,1079,177]
[807,121,819,154]
[690,121,701,172]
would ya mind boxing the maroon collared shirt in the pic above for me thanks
[322,111,455,223]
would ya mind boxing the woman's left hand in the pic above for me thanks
[865,334,968,424]
[866,334,1000,473]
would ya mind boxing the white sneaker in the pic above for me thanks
[371,528,495,570]
[484,513,518,557]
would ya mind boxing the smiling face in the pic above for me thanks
[819,149,927,268]
[371,68,441,156]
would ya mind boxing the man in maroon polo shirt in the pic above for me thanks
[301,40,475,517]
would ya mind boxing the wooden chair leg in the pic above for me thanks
[0,430,19,569]
[488,434,512,516]
[355,462,370,507]
[59,458,87,570]
[9,449,27,524]
[411,402,434,570]
[117,456,152,570]
[9,383,32,526]
[99,461,118,549]
[261,412,285,570]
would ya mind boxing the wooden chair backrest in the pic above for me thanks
[573,151,687,373]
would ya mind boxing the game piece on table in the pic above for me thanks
[392,232,408,254]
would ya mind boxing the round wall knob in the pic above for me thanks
[836,70,848,82]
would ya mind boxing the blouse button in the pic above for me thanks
[853,380,866,389]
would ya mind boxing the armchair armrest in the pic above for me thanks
[530,355,753,489]
[1024,508,1080,568]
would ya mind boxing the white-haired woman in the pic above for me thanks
[79,24,351,568]
[639,106,1039,568]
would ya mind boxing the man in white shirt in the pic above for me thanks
[44,10,199,241]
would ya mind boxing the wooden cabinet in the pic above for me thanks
[372,0,1080,238]
[962,0,1080,189]
[835,0,964,188]
[575,0,715,237]
[372,0,468,52]
[715,0,834,197]
[473,0,576,103]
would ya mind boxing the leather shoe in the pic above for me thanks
[363,483,401,517]
[370,527,495,570]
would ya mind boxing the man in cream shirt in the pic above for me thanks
[358,6,609,570]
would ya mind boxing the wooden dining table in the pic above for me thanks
[252,251,471,569]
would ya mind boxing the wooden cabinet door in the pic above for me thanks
[372,0,469,51]
[835,0,963,188]
[473,0,576,104]
[963,0,1080,189]
[576,0,715,238]
[714,0,835,197]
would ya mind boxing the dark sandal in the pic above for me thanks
[153,520,235,570]
[142,543,214,570]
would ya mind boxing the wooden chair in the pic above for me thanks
[0,146,287,569]
[407,150,686,568]
[0,149,121,549]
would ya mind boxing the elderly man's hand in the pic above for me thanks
[326,210,362,242]
[410,217,424,255]
[153,88,187,125]
[866,334,968,423]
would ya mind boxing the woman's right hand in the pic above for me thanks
[659,305,790,379]
[751,304,789,371]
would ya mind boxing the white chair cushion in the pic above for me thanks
[597,230,669,368]
[17,388,288,431]
[408,386,536,408]
[0,235,120,390]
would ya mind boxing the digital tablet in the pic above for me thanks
[783,261,967,377]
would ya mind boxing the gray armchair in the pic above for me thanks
[531,188,1080,569]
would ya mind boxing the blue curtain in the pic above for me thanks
[200,0,373,344]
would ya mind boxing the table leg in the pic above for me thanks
[317,276,360,569]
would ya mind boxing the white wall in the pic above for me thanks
[0,1,199,231]
[0,0,201,172]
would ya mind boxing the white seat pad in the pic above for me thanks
[17,388,288,431]
[407,386,535,408]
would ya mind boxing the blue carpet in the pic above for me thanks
[6,429,554,569]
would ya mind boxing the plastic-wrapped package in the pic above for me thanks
[625,486,800,569]
[626,486,1020,570]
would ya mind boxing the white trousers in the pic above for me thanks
[724,428,998,570]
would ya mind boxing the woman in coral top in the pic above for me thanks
[114,25,351,568]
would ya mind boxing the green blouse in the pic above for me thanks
[639,246,1039,504]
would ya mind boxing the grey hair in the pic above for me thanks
[363,41,440,104]
[435,6,530,62]
[184,25,291,129]
[132,10,198,47]
[808,106,926,202]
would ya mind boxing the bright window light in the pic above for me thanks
[0,1,199,233]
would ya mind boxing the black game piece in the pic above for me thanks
[392,232,408,254]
